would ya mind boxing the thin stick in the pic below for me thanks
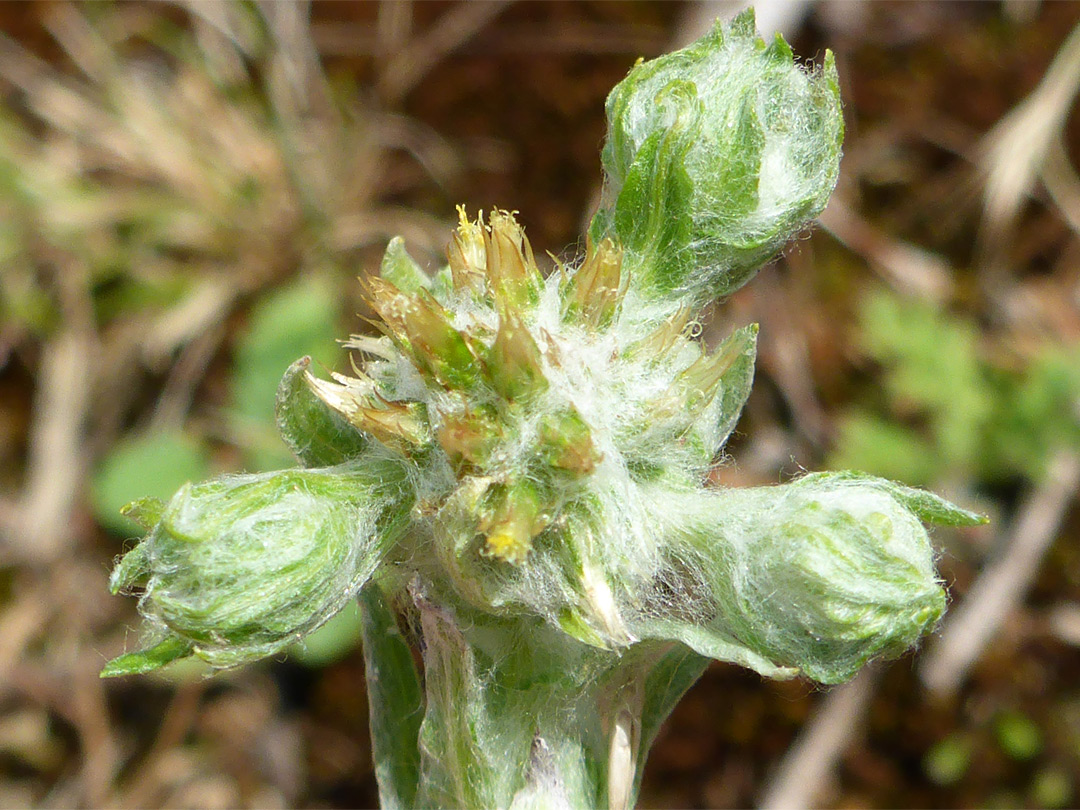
[920,451,1080,698]
[8,327,93,562]
[818,197,951,302]
[73,657,119,808]
[377,1,512,104]
[111,682,205,809]
[758,666,881,810]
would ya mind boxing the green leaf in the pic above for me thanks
[109,536,150,593]
[640,620,798,680]
[101,636,193,678]
[414,601,494,810]
[91,431,212,535]
[359,582,424,810]
[381,236,430,294]
[120,496,166,530]
[635,645,710,797]
[621,323,757,475]
[275,356,370,467]
[707,322,758,454]
[799,471,988,527]
[609,82,698,296]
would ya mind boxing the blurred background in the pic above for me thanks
[0,1,1079,807]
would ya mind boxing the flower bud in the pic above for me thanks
[103,460,413,675]
[640,473,984,683]
[594,10,843,307]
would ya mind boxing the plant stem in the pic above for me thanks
[360,577,711,810]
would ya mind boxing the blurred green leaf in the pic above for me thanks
[91,430,212,535]
[289,600,364,667]
[831,412,942,486]
[834,289,1080,487]
[857,291,992,471]
[1031,767,1073,809]
[994,710,1043,760]
[231,276,341,470]
[923,734,972,786]
[984,347,1080,481]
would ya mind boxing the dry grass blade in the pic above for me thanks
[377,1,514,104]
[41,2,115,84]
[1040,135,1080,238]
[974,20,1080,282]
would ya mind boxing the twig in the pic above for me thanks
[920,450,1080,698]
[0,594,51,702]
[6,327,94,563]
[111,682,205,809]
[73,656,119,808]
[758,666,882,810]
[752,267,830,450]
[377,1,512,105]
[149,323,228,434]
[818,197,951,302]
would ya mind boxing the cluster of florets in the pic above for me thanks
[307,208,753,569]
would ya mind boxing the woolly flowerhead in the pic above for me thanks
[593,8,843,308]
[642,473,984,684]
[300,205,763,646]
[103,462,411,675]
